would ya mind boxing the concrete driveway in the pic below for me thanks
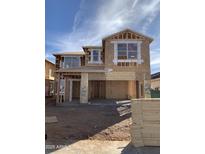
[46,140,160,154]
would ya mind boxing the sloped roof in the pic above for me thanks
[55,67,112,73]
[53,51,85,56]
[102,28,153,42]
[151,72,160,79]
[82,46,102,49]
[45,59,55,65]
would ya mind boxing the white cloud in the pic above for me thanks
[150,47,160,73]
[132,0,139,9]
[46,0,160,52]
[151,54,160,65]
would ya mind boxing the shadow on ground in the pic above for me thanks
[45,98,132,153]
[121,143,160,154]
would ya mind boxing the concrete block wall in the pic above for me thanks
[131,98,160,147]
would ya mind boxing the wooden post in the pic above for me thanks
[128,80,137,99]
[138,81,141,98]
[56,73,60,104]
[69,79,72,102]
[80,73,88,103]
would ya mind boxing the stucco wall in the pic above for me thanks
[131,98,160,147]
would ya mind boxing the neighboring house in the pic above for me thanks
[45,59,55,97]
[53,29,153,104]
[151,72,160,90]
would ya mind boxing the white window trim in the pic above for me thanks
[88,49,103,64]
[111,40,143,65]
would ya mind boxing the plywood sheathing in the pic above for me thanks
[131,99,160,147]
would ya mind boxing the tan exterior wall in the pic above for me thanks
[131,99,160,147]
[88,73,106,80]
[151,78,160,90]
[105,81,128,99]
[128,80,136,99]
[45,60,55,97]
[103,31,151,81]
[88,72,149,81]
[104,38,150,69]
[45,59,55,80]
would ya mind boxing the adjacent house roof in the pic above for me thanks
[53,51,85,56]
[45,59,55,65]
[82,46,102,49]
[102,28,153,42]
[151,72,160,79]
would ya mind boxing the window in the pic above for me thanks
[117,43,127,59]
[128,43,137,59]
[89,49,102,64]
[112,40,142,65]
[117,43,137,60]
[93,50,100,62]
[63,57,80,68]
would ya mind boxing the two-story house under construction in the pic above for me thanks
[53,29,153,104]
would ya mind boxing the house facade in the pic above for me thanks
[53,29,153,104]
[45,59,55,97]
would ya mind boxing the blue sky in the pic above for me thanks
[46,0,160,73]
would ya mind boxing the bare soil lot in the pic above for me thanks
[45,100,131,145]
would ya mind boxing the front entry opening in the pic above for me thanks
[72,81,80,99]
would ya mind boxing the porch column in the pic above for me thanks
[69,80,73,102]
[56,73,60,104]
[80,72,88,104]
[138,81,142,98]
[64,78,69,101]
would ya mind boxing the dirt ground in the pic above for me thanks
[45,98,132,145]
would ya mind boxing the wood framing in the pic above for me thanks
[53,29,153,104]
[45,59,55,97]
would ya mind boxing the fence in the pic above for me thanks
[150,89,160,98]
[131,98,160,147]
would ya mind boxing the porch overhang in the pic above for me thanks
[55,68,113,73]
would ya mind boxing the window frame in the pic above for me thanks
[88,49,102,64]
[63,56,81,68]
[117,43,138,60]
[111,40,143,64]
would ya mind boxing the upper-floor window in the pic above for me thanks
[93,50,100,62]
[63,56,80,68]
[117,43,137,60]
[89,49,102,64]
[112,40,142,65]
